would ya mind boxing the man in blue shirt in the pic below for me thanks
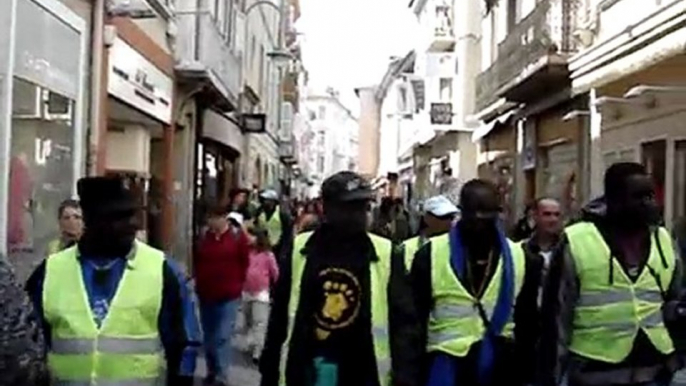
[26,176,201,386]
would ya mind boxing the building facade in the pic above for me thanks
[303,89,358,190]
[471,0,686,230]
[472,0,586,224]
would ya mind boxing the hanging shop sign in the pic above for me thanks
[108,37,173,124]
[430,102,453,125]
[241,113,267,133]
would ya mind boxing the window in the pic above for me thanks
[258,45,265,97]
[308,110,316,121]
[439,78,452,101]
[507,0,519,32]
[318,105,326,119]
[317,131,325,147]
[673,141,686,226]
[250,36,256,69]
[317,155,325,174]
[642,140,667,211]
[9,78,75,259]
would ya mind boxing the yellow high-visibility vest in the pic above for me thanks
[566,222,675,363]
[279,232,392,386]
[43,241,166,385]
[428,234,526,357]
[402,235,423,272]
[259,206,283,246]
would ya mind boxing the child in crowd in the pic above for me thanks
[241,227,279,362]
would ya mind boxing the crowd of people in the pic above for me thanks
[3,161,686,386]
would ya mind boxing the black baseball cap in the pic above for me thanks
[321,171,373,203]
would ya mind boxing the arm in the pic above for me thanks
[2,258,49,386]
[408,243,434,385]
[159,259,202,386]
[238,232,251,285]
[268,252,280,285]
[389,244,422,386]
[513,244,543,385]
[25,260,50,349]
[538,237,579,386]
[260,239,293,386]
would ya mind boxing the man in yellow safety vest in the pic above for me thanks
[260,171,420,386]
[26,177,202,386]
[409,179,541,386]
[256,189,293,260]
[539,162,683,386]
[402,195,458,271]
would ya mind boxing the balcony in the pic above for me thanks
[175,4,241,110]
[475,0,580,112]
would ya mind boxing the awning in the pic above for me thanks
[202,110,243,152]
[471,110,516,142]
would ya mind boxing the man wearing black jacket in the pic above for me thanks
[260,171,420,386]
[409,179,541,386]
[539,163,682,386]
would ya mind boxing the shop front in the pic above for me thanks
[195,109,243,229]
[0,0,88,278]
[104,36,174,250]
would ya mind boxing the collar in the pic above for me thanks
[300,224,379,262]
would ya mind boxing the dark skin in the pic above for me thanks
[262,199,278,218]
[607,173,659,231]
[79,208,140,258]
[458,185,501,292]
[323,199,369,235]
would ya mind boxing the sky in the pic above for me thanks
[296,0,419,115]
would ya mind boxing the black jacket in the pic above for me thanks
[409,236,541,386]
[260,225,421,386]
[538,198,683,386]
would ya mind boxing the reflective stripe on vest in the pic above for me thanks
[259,206,283,246]
[403,236,422,271]
[43,241,166,384]
[427,234,526,357]
[279,232,393,386]
[566,222,675,363]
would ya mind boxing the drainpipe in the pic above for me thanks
[89,0,107,176]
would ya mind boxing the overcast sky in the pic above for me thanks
[296,0,418,115]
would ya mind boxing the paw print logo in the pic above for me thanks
[322,281,355,321]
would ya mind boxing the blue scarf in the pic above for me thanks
[427,222,515,386]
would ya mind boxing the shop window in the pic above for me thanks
[8,78,75,258]
[673,141,686,227]
[642,140,666,211]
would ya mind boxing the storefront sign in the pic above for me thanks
[108,38,173,124]
[241,113,267,133]
[430,103,453,125]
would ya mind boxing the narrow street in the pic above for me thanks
[195,332,262,386]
